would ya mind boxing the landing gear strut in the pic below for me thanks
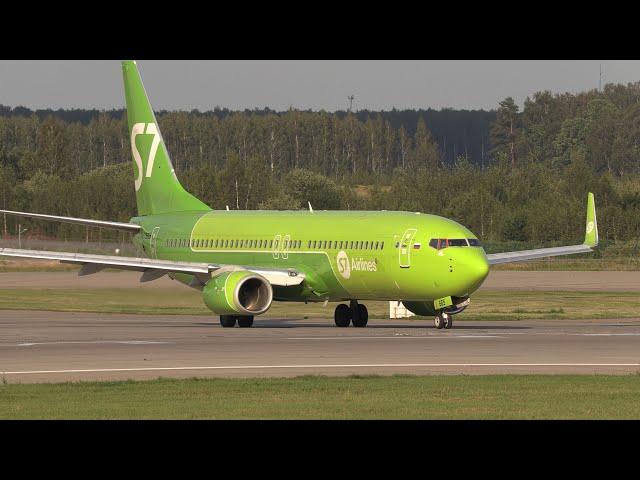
[220,315,254,328]
[334,300,369,327]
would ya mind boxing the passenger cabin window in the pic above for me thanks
[468,239,482,247]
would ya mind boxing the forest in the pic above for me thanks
[2,80,640,251]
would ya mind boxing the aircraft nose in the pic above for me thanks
[457,250,489,293]
[476,254,490,282]
[469,252,490,290]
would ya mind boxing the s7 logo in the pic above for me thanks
[131,122,161,191]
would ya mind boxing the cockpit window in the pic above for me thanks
[448,239,468,247]
[429,238,473,250]
[467,238,482,247]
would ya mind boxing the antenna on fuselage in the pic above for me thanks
[308,202,313,213]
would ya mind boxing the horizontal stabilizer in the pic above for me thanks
[0,210,141,233]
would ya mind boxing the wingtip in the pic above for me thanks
[585,192,598,248]
[121,60,137,69]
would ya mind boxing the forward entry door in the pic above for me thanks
[398,228,417,268]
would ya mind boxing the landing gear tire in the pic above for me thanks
[220,315,237,328]
[237,316,254,328]
[434,315,445,329]
[334,304,352,327]
[444,314,453,329]
[353,304,369,328]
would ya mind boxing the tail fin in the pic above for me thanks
[121,60,210,216]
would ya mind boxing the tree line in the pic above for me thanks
[2,80,640,248]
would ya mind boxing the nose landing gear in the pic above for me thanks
[434,312,452,329]
[334,300,369,327]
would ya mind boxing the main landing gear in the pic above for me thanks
[220,315,254,328]
[334,300,368,328]
[434,311,452,330]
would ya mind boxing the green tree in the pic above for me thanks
[284,168,341,210]
[490,97,521,167]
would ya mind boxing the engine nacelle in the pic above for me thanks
[202,270,273,315]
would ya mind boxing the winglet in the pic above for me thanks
[584,192,598,248]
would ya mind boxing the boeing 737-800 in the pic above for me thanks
[0,61,598,329]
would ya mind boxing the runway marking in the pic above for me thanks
[578,333,640,337]
[16,340,171,347]
[287,335,502,340]
[2,363,640,375]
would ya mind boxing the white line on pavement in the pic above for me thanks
[16,340,171,347]
[2,363,640,375]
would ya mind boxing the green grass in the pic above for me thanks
[461,291,640,321]
[2,375,640,419]
[0,288,637,320]
[0,262,78,272]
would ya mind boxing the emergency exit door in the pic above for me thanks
[150,227,160,259]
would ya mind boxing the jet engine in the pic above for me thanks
[202,270,273,315]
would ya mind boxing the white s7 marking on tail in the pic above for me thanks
[131,123,145,191]
[131,122,161,191]
[145,123,161,178]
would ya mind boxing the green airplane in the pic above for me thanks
[0,61,599,329]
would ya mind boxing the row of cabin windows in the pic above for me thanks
[163,238,385,251]
[164,238,299,249]
[307,240,384,250]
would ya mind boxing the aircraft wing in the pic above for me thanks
[486,192,598,265]
[0,247,305,287]
[0,209,141,233]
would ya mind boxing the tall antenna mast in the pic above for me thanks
[348,95,355,112]
[599,63,603,92]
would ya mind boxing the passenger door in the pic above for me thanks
[398,228,417,268]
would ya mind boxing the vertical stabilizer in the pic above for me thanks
[122,60,210,216]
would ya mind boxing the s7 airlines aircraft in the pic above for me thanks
[0,61,599,329]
